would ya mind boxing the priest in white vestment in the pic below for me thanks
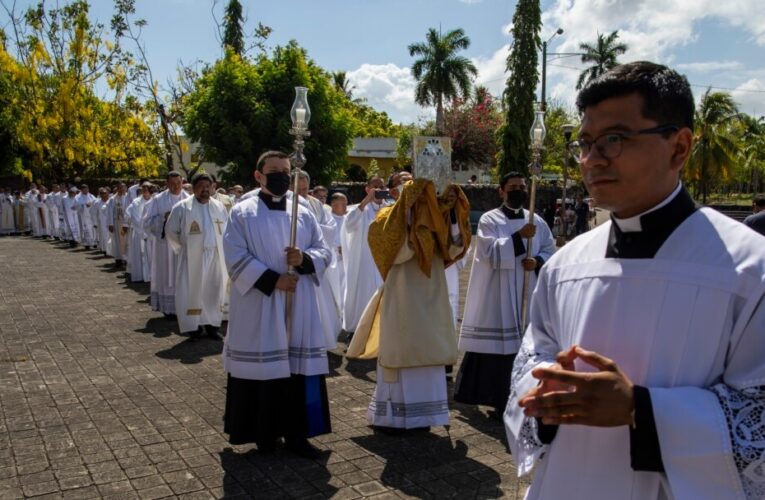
[454,172,556,412]
[32,189,51,238]
[348,180,471,431]
[326,193,348,319]
[340,176,387,337]
[125,184,152,282]
[61,186,80,246]
[291,171,341,348]
[222,151,333,459]
[165,174,228,339]
[506,61,765,500]
[45,184,60,239]
[107,183,129,266]
[92,188,112,255]
[55,185,68,240]
[0,188,14,235]
[75,185,97,249]
[143,172,189,319]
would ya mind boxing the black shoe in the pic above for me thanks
[189,327,203,340]
[372,425,407,436]
[205,325,223,340]
[285,438,322,459]
[163,313,177,321]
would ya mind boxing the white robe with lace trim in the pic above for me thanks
[505,208,765,500]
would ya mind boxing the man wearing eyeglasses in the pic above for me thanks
[505,61,765,499]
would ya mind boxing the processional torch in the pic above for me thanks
[520,106,546,333]
[285,86,311,339]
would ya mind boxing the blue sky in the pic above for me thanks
[3,0,764,123]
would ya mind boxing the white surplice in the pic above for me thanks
[32,193,51,237]
[75,193,97,246]
[143,190,189,314]
[44,192,60,238]
[340,202,384,332]
[326,213,347,321]
[459,208,556,355]
[125,196,150,282]
[107,194,129,259]
[61,195,80,242]
[222,194,332,381]
[165,196,228,333]
[505,204,765,499]
[92,199,112,254]
[0,194,14,234]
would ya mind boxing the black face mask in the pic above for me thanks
[264,171,291,197]
[506,190,527,209]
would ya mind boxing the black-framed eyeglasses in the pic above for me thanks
[569,124,679,163]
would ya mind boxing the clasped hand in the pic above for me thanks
[518,346,635,427]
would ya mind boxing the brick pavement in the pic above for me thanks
[0,236,530,499]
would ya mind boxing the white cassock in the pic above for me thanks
[75,193,97,246]
[223,194,333,380]
[0,194,14,234]
[45,192,60,238]
[126,183,140,206]
[33,193,51,237]
[107,194,129,259]
[505,185,765,500]
[326,213,346,320]
[165,196,228,333]
[125,196,150,282]
[304,196,341,348]
[61,195,80,242]
[445,256,466,329]
[92,199,112,254]
[143,190,189,314]
[340,202,384,332]
[26,191,41,236]
[459,207,556,354]
[55,192,67,238]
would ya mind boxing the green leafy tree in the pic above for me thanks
[183,41,355,186]
[576,31,627,90]
[739,114,765,193]
[685,90,740,203]
[443,92,502,172]
[222,0,245,56]
[333,70,355,100]
[540,102,580,183]
[408,28,477,135]
[496,0,541,176]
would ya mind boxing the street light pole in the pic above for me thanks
[540,28,563,111]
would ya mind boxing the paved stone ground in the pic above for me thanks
[0,236,530,499]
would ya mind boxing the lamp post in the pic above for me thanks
[286,87,311,340]
[520,106,546,332]
[560,123,575,245]
[540,28,563,111]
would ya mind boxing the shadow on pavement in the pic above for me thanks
[352,433,503,498]
[218,446,337,498]
[155,337,222,364]
[134,317,175,338]
[451,403,508,444]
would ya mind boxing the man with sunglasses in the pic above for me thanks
[505,61,765,499]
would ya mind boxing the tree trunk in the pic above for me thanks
[436,95,444,136]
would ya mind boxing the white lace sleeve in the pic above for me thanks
[711,384,765,499]
[505,335,557,473]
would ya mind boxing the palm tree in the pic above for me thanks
[739,114,765,193]
[333,71,355,100]
[686,90,740,203]
[408,28,477,134]
[576,31,627,90]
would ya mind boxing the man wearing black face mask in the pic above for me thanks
[453,171,556,416]
[222,150,334,459]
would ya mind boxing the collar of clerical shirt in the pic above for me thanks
[501,204,525,220]
[258,190,287,211]
[607,182,698,259]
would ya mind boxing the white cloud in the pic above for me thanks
[539,0,765,109]
[347,63,433,124]
[472,44,510,98]
[677,61,744,72]
[459,0,483,4]
[731,79,765,116]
